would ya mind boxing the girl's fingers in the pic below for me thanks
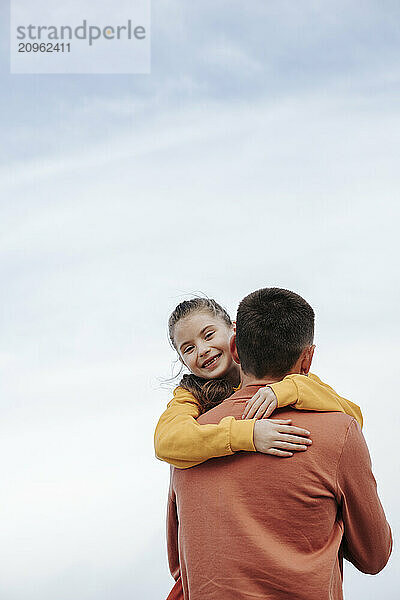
[242,394,259,419]
[253,403,271,420]
[269,419,292,424]
[242,397,264,420]
[278,434,312,445]
[273,441,309,452]
[278,425,311,437]
[266,448,293,457]
[262,402,276,418]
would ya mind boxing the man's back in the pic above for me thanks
[167,385,391,600]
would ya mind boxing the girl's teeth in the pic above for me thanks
[205,355,219,367]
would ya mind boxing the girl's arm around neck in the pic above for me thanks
[269,373,363,428]
[154,386,255,469]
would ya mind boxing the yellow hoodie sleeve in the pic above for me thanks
[154,386,256,469]
[269,372,363,428]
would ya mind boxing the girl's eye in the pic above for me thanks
[205,331,215,340]
[183,346,194,354]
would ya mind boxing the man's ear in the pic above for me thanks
[232,320,236,334]
[300,344,315,374]
[230,334,240,364]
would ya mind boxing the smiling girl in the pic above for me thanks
[155,297,362,469]
[155,297,363,600]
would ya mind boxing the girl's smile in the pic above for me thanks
[202,352,222,370]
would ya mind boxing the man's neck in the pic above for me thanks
[240,373,286,387]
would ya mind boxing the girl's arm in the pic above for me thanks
[249,373,363,428]
[154,386,255,469]
[154,387,312,468]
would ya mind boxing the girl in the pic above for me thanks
[155,298,362,599]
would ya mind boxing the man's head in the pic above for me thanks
[233,287,315,380]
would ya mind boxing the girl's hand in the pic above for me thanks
[253,419,312,457]
[242,386,278,420]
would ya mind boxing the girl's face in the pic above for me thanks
[174,311,237,381]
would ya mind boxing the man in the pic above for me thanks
[167,288,392,599]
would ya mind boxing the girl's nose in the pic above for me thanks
[199,344,211,357]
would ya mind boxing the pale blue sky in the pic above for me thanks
[1,1,399,598]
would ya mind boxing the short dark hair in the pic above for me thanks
[235,288,314,379]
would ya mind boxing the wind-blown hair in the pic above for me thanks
[168,298,235,413]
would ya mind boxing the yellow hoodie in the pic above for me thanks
[154,373,363,469]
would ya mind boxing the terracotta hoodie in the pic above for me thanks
[167,385,391,600]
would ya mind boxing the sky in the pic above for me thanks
[1,1,399,598]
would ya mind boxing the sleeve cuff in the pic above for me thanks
[269,377,298,408]
[230,418,256,452]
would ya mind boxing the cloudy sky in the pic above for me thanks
[1,1,399,598]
